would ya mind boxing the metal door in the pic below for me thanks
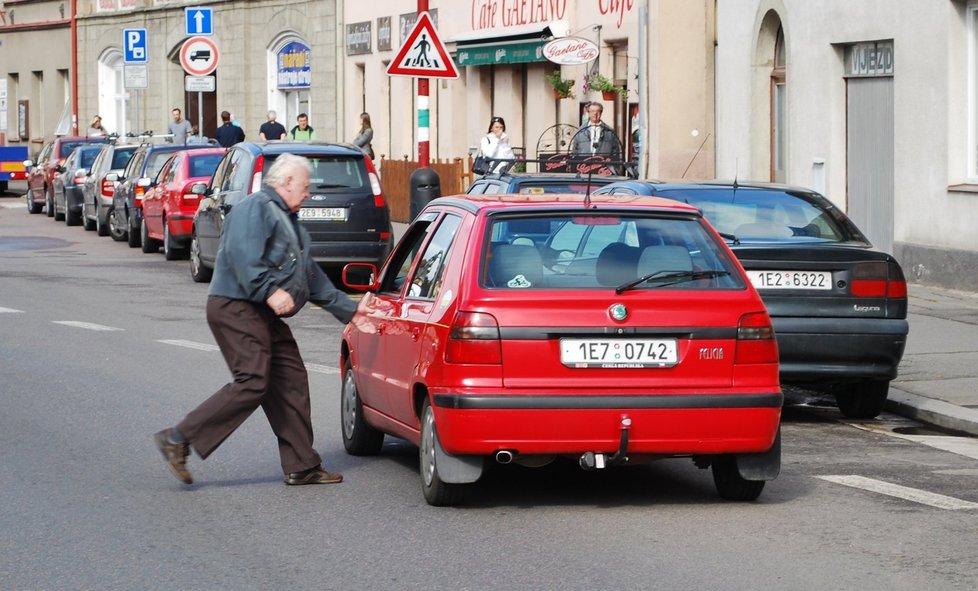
[846,76,894,252]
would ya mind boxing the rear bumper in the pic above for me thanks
[772,317,908,383]
[309,239,393,268]
[430,392,782,456]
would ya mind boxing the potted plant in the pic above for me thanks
[584,72,627,100]
[544,70,576,99]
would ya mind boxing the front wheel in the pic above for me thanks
[189,231,213,283]
[127,214,142,248]
[834,380,889,420]
[163,222,186,261]
[340,366,384,455]
[27,195,42,214]
[420,399,463,506]
[82,202,96,231]
[108,208,127,241]
[65,201,81,226]
[140,218,159,253]
[46,188,55,218]
[712,456,765,502]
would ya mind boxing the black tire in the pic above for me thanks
[189,231,212,283]
[27,195,42,214]
[82,204,96,231]
[108,208,127,241]
[163,222,186,261]
[48,189,59,219]
[341,366,385,455]
[712,456,765,502]
[834,380,889,420]
[127,214,141,248]
[65,202,81,226]
[420,398,463,506]
[140,218,159,253]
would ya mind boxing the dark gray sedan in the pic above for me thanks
[52,145,103,226]
[594,180,908,419]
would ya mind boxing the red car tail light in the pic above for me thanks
[101,178,115,198]
[851,261,907,298]
[251,154,265,193]
[446,311,502,364]
[735,312,778,364]
[364,158,386,208]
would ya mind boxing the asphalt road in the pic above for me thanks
[2,191,978,590]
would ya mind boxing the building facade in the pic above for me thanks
[716,0,978,290]
[341,0,716,180]
[0,0,73,156]
[74,0,340,142]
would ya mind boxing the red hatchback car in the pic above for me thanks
[341,193,783,506]
[140,147,226,259]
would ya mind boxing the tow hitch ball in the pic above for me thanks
[579,417,631,471]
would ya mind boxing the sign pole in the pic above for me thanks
[198,90,204,140]
[418,0,429,169]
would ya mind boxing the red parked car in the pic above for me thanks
[340,193,783,506]
[140,147,226,259]
[25,136,109,215]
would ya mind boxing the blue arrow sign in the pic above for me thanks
[185,7,214,36]
[123,29,148,63]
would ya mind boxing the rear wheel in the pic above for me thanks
[712,456,765,502]
[420,398,463,506]
[163,222,185,260]
[140,218,159,253]
[189,231,212,283]
[340,366,384,455]
[108,208,127,241]
[834,380,889,420]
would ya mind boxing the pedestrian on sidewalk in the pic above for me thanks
[168,108,193,145]
[289,113,315,141]
[153,153,358,487]
[259,110,287,141]
[351,112,374,159]
[86,115,109,137]
[215,110,245,147]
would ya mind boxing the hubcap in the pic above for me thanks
[190,236,201,273]
[342,370,357,439]
[420,407,436,486]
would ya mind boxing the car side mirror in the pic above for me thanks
[106,172,119,182]
[190,182,208,195]
[218,203,232,214]
[75,168,88,177]
[342,263,379,292]
[55,165,66,173]
[23,160,34,169]
[137,177,153,188]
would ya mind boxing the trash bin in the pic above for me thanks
[409,167,441,220]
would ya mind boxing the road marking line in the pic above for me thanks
[305,363,340,375]
[0,306,25,313]
[52,321,123,331]
[158,339,220,352]
[817,475,978,510]
[846,420,978,461]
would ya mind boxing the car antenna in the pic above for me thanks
[584,169,593,208]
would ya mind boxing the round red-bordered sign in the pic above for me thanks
[180,36,220,76]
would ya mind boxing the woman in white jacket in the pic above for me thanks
[479,116,515,173]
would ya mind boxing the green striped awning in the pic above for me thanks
[455,40,546,67]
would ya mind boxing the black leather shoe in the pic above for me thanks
[285,465,343,485]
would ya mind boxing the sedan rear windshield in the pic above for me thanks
[111,147,138,169]
[189,154,224,178]
[263,155,368,191]
[482,213,745,290]
[664,188,857,243]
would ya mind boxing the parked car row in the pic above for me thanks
[25,140,395,285]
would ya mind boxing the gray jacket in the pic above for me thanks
[208,186,357,323]
[571,122,621,160]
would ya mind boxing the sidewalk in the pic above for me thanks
[887,283,978,436]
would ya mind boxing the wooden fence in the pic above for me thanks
[378,155,473,222]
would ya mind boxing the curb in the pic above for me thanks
[885,388,978,437]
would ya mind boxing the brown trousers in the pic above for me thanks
[177,296,322,475]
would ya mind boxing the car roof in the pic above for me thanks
[429,193,703,216]
[600,179,823,196]
[231,141,365,157]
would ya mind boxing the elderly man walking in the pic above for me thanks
[153,154,357,486]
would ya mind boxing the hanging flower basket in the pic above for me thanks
[585,72,627,101]
[601,90,618,101]
[544,70,575,100]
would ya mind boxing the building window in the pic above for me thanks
[771,26,786,183]
[97,49,126,136]
[969,4,978,180]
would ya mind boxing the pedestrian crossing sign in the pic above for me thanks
[386,12,459,79]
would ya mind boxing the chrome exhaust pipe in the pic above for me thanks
[495,450,515,464]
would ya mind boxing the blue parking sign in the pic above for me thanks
[185,7,214,36]
[123,29,148,63]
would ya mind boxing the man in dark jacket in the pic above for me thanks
[154,154,357,486]
[215,110,245,147]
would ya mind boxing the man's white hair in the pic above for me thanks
[264,153,311,188]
